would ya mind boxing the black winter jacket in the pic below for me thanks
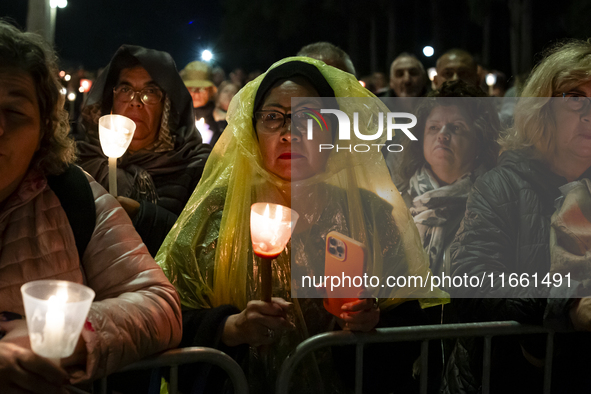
[444,149,591,394]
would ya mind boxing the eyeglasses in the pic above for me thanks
[561,92,591,112]
[113,85,164,105]
[254,110,318,131]
[189,87,209,94]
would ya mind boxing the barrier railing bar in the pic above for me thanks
[96,347,248,394]
[276,321,554,394]
[66,385,90,394]
[420,339,429,394]
[170,365,179,394]
[96,376,107,394]
[543,332,554,394]
[355,343,364,394]
[482,336,492,394]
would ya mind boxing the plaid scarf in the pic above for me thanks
[408,165,474,276]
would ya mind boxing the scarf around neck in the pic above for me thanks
[409,165,475,276]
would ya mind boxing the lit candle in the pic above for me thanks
[41,294,66,361]
[486,73,497,97]
[98,114,136,196]
[250,203,299,302]
[196,117,214,144]
[250,203,297,259]
[21,280,95,365]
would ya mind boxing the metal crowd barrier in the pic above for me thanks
[90,347,249,394]
[276,321,554,394]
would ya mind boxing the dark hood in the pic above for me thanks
[82,44,198,145]
[75,45,210,199]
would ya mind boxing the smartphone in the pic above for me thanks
[323,231,366,317]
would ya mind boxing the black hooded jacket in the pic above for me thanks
[76,45,210,256]
[444,149,591,393]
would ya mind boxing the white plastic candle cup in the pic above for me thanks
[21,280,95,361]
[98,114,136,158]
[250,203,299,259]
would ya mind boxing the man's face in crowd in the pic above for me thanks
[434,53,479,89]
[389,56,426,97]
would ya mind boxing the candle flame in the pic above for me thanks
[50,287,69,304]
[250,203,298,258]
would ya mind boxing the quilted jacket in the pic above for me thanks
[443,149,591,393]
[0,167,182,383]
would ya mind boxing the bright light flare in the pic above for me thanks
[50,0,67,8]
[80,79,92,93]
[201,50,213,62]
[423,46,434,57]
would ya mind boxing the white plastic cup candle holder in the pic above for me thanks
[250,203,299,258]
[98,114,136,196]
[21,280,95,365]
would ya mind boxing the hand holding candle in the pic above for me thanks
[98,114,136,196]
[250,203,299,302]
[21,280,95,365]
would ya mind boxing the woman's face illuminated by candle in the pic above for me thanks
[255,78,332,182]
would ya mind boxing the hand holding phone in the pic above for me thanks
[338,291,380,332]
[323,231,366,317]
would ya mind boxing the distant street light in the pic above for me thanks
[201,50,213,62]
[423,46,434,57]
[50,0,67,8]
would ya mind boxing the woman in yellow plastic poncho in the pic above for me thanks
[157,57,447,393]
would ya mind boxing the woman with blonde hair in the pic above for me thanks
[446,39,591,393]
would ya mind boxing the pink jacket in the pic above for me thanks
[0,168,182,382]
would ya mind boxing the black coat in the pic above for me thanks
[444,149,591,393]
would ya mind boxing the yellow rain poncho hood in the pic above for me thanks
[157,56,446,311]
[156,56,447,393]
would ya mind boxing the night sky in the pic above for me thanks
[0,0,222,70]
[0,0,588,80]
